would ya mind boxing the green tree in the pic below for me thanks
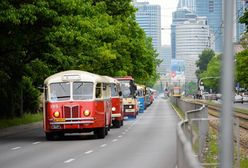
[239,8,248,31]
[200,54,221,92]
[236,50,248,89]
[195,48,215,81]
[0,0,160,118]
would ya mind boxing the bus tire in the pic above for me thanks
[94,128,105,139]
[45,132,54,141]
[105,126,109,135]
[113,120,121,128]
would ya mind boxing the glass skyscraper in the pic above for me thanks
[235,0,248,42]
[171,8,196,59]
[175,17,210,82]
[195,0,223,53]
[134,2,161,51]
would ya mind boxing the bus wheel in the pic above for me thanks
[45,132,54,141]
[94,128,105,139]
[105,126,109,135]
[113,120,121,128]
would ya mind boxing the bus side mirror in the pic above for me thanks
[37,85,44,91]
[119,91,122,97]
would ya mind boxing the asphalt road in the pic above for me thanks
[0,97,179,168]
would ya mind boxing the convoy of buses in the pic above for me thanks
[43,70,156,140]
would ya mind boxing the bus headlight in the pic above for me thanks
[83,110,91,117]
[112,107,116,112]
[53,111,60,118]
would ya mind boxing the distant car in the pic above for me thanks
[209,94,217,100]
[216,93,222,100]
[242,92,248,103]
[234,94,243,103]
[202,92,209,99]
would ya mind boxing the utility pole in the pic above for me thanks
[220,1,234,168]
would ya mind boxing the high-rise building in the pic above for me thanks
[175,17,211,82]
[177,0,195,12]
[159,45,172,75]
[235,0,248,42]
[194,0,223,53]
[134,2,161,51]
[171,8,197,59]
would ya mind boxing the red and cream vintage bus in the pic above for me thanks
[103,76,124,128]
[115,76,138,118]
[43,70,112,140]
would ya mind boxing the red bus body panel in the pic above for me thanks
[43,100,111,133]
[111,97,123,121]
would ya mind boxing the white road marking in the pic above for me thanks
[85,150,93,154]
[112,139,118,142]
[64,158,75,163]
[11,147,21,150]
[100,144,107,148]
[32,141,41,145]
[118,135,122,138]
[122,132,126,135]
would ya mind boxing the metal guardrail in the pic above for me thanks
[171,97,210,168]
[172,97,241,168]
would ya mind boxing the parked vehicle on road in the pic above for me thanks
[103,76,124,128]
[43,70,112,140]
[116,76,138,118]
[234,94,243,103]
[136,84,145,113]
[242,92,248,103]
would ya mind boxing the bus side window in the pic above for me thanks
[96,83,102,98]
[44,85,47,100]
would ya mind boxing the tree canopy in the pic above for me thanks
[195,48,215,81]
[199,54,221,93]
[0,0,160,118]
[236,50,248,89]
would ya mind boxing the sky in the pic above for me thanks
[136,0,179,45]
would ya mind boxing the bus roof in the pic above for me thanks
[115,76,134,81]
[44,70,107,84]
[102,76,120,84]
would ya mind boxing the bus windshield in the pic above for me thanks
[120,81,131,98]
[110,83,118,97]
[73,82,93,100]
[50,82,70,101]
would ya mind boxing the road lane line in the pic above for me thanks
[122,132,126,135]
[11,147,21,150]
[32,142,41,145]
[118,135,122,138]
[85,150,93,154]
[112,139,118,142]
[100,144,107,148]
[64,158,75,163]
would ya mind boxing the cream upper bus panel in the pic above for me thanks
[44,70,104,85]
[102,76,120,85]
[102,76,121,97]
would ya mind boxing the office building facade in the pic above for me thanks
[175,17,210,82]
[134,2,161,51]
[159,45,172,75]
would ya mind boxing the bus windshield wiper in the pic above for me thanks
[57,95,70,99]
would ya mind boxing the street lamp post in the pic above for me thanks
[198,76,221,95]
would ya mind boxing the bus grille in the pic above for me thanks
[63,105,80,118]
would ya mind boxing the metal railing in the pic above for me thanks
[171,97,209,168]
[172,97,240,168]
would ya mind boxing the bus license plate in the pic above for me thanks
[125,109,134,112]
[54,118,65,122]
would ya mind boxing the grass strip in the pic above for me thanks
[0,113,43,129]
